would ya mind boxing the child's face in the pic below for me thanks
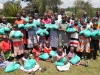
[17,14,21,20]
[29,17,33,23]
[51,17,55,24]
[41,23,45,28]
[34,13,38,19]
[70,47,74,53]
[44,13,48,19]
[57,48,63,56]
[22,10,26,16]
[93,22,98,29]
[0,57,4,62]
[45,41,50,48]
[36,44,40,50]
[83,22,87,28]
[74,19,78,25]
[2,17,7,23]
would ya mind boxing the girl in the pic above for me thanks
[42,13,51,24]
[9,25,24,60]
[33,13,41,42]
[32,43,41,61]
[68,46,89,66]
[55,47,70,71]
[49,17,59,51]
[1,35,11,60]
[21,10,29,23]
[25,16,38,49]
[77,22,90,60]
[90,22,100,60]
[15,13,27,50]
[37,23,49,50]
[20,50,46,74]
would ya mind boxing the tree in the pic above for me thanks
[3,1,22,17]
[22,0,63,16]
[74,0,94,18]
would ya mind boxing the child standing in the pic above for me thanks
[77,22,90,60]
[32,43,41,61]
[49,17,59,51]
[25,16,38,49]
[9,25,24,60]
[1,35,11,60]
[90,22,100,60]
[37,23,49,50]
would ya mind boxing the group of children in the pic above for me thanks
[0,9,100,74]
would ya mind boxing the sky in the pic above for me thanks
[0,0,100,9]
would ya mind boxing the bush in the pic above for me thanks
[0,17,16,24]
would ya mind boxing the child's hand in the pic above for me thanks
[43,32,46,34]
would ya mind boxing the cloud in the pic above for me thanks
[0,3,3,9]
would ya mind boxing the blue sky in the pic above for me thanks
[0,0,100,8]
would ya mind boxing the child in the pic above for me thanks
[69,19,80,52]
[90,22,100,60]
[49,17,59,51]
[9,25,24,60]
[32,43,41,61]
[58,15,69,54]
[77,22,90,60]
[20,51,46,74]
[15,13,27,50]
[1,35,11,60]
[42,13,51,24]
[0,54,13,68]
[33,13,41,42]
[37,23,49,50]
[68,46,88,67]
[55,47,70,71]
[25,16,38,49]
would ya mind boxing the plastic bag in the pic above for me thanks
[56,57,67,66]
[24,59,36,70]
[70,55,80,65]
[39,53,49,60]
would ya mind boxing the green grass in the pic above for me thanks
[1,54,100,75]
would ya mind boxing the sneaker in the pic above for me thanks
[41,67,47,72]
[31,71,35,75]
[85,61,89,67]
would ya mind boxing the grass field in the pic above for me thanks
[0,53,100,75]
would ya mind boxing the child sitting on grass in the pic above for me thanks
[67,46,89,67]
[20,50,46,75]
[32,43,41,61]
[55,47,70,71]
[1,35,12,61]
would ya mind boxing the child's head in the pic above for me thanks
[23,51,29,59]
[13,24,18,30]
[51,16,55,24]
[34,43,40,50]
[62,15,66,22]
[44,13,48,20]
[72,14,76,20]
[2,16,7,24]
[16,13,21,20]
[2,35,8,41]
[83,12,87,18]
[82,22,87,28]
[66,16,70,22]
[70,46,75,53]
[87,17,91,23]
[57,47,63,56]
[74,18,78,25]
[34,13,39,19]
[93,17,98,22]
[29,16,33,23]
[22,10,26,16]
[93,22,98,29]
[41,22,45,29]
[54,13,58,20]
[45,41,50,48]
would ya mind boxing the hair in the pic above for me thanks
[57,46,63,50]
[34,43,39,49]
